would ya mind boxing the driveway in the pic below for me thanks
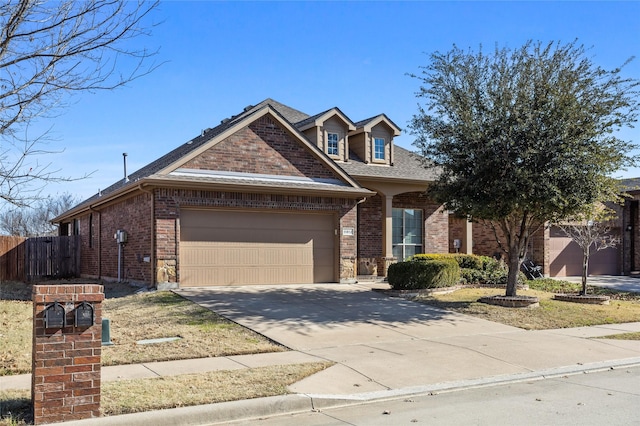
[176,283,640,397]
[559,275,640,293]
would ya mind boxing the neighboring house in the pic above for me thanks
[621,178,640,275]
[449,202,624,278]
[53,99,448,288]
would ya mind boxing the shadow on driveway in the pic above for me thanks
[175,284,514,350]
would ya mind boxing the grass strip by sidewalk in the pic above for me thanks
[0,362,332,425]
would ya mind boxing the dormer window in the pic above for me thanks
[374,138,385,160]
[328,132,339,156]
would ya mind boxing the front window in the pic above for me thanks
[374,138,385,160]
[327,133,339,156]
[392,208,423,260]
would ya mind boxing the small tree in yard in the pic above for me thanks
[409,40,639,297]
[556,203,620,295]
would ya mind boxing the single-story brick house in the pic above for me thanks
[53,99,448,288]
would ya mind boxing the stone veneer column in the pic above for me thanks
[381,194,397,275]
[32,284,104,425]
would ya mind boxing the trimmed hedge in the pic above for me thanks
[410,253,485,270]
[403,253,526,286]
[388,258,461,290]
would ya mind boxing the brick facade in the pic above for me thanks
[32,284,104,424]
[183,116,341,181]
[394,192,449,254]
[153,189,358,284]
[77,193,153,284]
[357,192,449,275]
[76,188,359,285]
[449,216,549,273]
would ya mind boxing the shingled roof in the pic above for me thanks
[75,98,438,210]
[339,146,440,182]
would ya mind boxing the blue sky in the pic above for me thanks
[26,1,640,201]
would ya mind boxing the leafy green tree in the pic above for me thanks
[409,40,639,297]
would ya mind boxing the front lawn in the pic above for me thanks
[1,282,284,376]
[414,279,640,330]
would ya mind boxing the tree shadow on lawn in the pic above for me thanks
[0,391,32,425]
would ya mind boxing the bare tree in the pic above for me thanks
[556,204,620,295]
[0,0,160,207]
[0,191,80,236]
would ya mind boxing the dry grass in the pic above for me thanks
[0,362,331,425]
[101,362,330,416]
[597,331,640,340]
[101,291,284,366]
[415,287,640,331]
[1,281,324,425]
[1,281,283,375]
[0,300,32,376]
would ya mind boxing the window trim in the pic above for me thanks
[327,132,339,157]
[373,137,385,161]
[392,208,423,261]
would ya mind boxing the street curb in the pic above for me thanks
[59,357,640,425]
[60,395,314,426]
[305,357,640,408]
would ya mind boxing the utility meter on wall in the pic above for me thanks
[114,230,128,244]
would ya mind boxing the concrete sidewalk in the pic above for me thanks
[3,281,640,426]
[0,351,323,391]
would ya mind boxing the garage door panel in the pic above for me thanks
[180,210,335,286]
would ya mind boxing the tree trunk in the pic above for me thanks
[581,247,590,295]
[506,249,521,297]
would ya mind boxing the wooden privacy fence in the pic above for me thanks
[0,236,26,281]
[0,235,80,281]
[25,236,81,280]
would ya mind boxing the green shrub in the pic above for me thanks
[388,258,460,290]
[411,253,485,270]
[481,257,527,285]
[460,267,486,284]
[453,254,484,270]
[410,253,451,262]
[528,278,579,293]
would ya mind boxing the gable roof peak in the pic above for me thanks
[353,113,401,136]
[295,106,356,131]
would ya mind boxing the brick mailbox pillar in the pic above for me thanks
[32,284,104,424]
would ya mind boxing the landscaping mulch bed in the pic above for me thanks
[478,295,540,308]
[553,293,610,305]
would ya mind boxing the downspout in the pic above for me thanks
[89,205,101,279]
[138,184,156,288]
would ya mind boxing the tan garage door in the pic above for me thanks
[179,209,336,286]
[548,226,620,277]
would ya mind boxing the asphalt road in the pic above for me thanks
[220,365,640,426]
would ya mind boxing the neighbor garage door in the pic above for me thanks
[548,226,620,276]
[179,209,336,286]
